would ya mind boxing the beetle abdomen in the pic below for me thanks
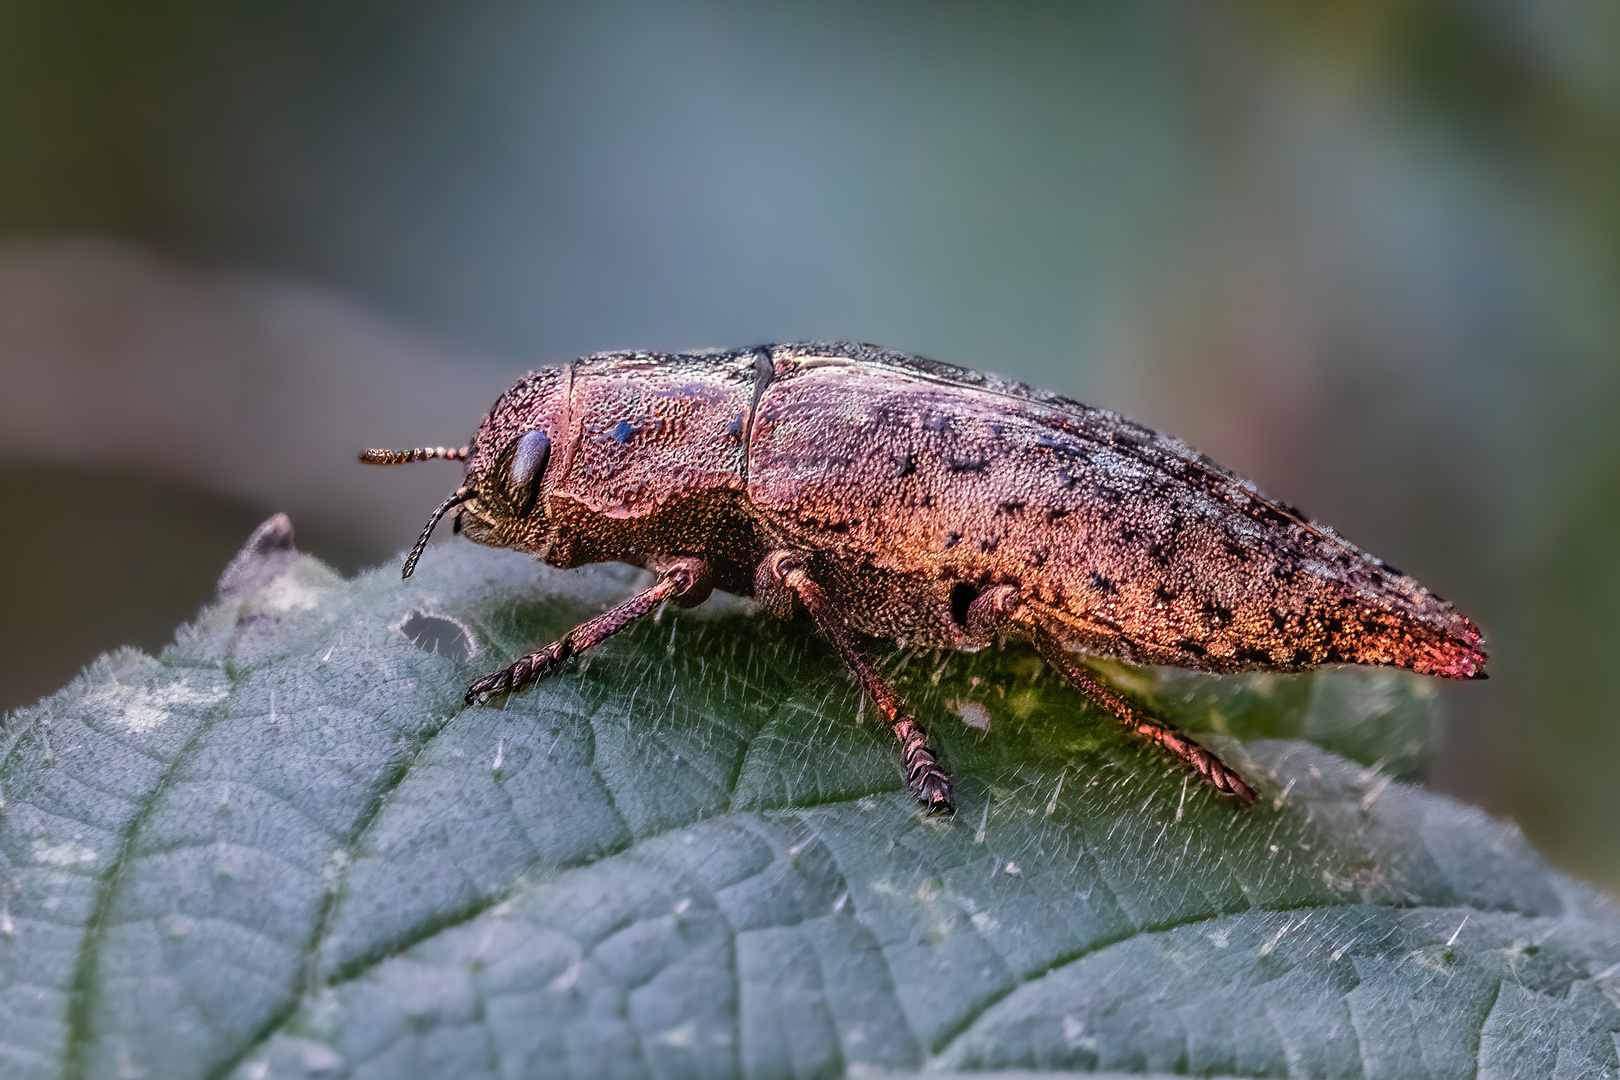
[748,344,1485,679]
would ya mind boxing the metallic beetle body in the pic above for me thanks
[454,341,1484,682]
[367,340,1486,810]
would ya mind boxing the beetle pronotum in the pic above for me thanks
[363,342,1487,812]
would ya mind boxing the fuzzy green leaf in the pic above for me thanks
[2,536,1617,1080]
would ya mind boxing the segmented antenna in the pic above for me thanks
[360,446,468,465]
[401,486,476,579]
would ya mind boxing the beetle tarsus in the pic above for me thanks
[464,560,707,705]
[895,715,955,812]
[465,641,577,704]
[764,550,956,814]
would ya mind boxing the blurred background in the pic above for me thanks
[1,1,1617,889]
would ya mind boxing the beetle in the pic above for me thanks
[362,341,1487,813]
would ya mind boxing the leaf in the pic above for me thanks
[2,525,1618,1080]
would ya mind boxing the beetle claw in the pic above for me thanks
[912,768,955,814]
[465,679,502,705]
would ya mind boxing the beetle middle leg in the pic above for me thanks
[964,588,1257,805]
[465,557,713,705]
[759,550,955,813]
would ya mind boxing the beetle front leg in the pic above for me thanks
[465,557,713,705]
[759,551,954,813]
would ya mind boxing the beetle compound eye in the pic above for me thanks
[506,430,551,517]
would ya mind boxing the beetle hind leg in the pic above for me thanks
[760,551,954,813]
[971,592,1256,805]
[1029,627,1257,805]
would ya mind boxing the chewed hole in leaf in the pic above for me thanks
[399,610,475,663]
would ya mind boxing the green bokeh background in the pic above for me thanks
[1,1,1617,893]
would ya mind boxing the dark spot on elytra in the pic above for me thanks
[1177,638,1208,658]
[1045,507,1071,524]
[920,493,935,509]
[1089,571,1117,595]
[944,531,961,548]
[1291,647,1315,666]
[1152,584,1177,603]
[1030,549,1049,568]
[1094,484,1125,504]
[612,420,635,444]
[1235,646,1272,665]
[826,521,850,534]
[1269,611,1291,632]
[949,456,989,473]
[892,451,916,478]
[1202,602,1234,627]
[978,536,1000,554]
[949,582,978,627]
[1146,535,1179,568]
[997,498,1026,516]
[1221,538,1252,561]
[727,412,745,437]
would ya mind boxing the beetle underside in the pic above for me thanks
[453,548,1256,812]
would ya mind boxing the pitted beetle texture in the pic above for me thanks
[363,342,1488,811]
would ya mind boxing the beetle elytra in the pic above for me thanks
[363,341,1487,812]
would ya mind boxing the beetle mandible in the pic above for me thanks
[362,341,1487,812]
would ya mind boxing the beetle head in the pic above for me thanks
[362,365,572,578]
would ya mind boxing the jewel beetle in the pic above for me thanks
[362,341,1487,812]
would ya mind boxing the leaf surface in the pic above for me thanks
[2,537,1617,1079]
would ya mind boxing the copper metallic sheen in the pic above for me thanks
[364,342,1488,813]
